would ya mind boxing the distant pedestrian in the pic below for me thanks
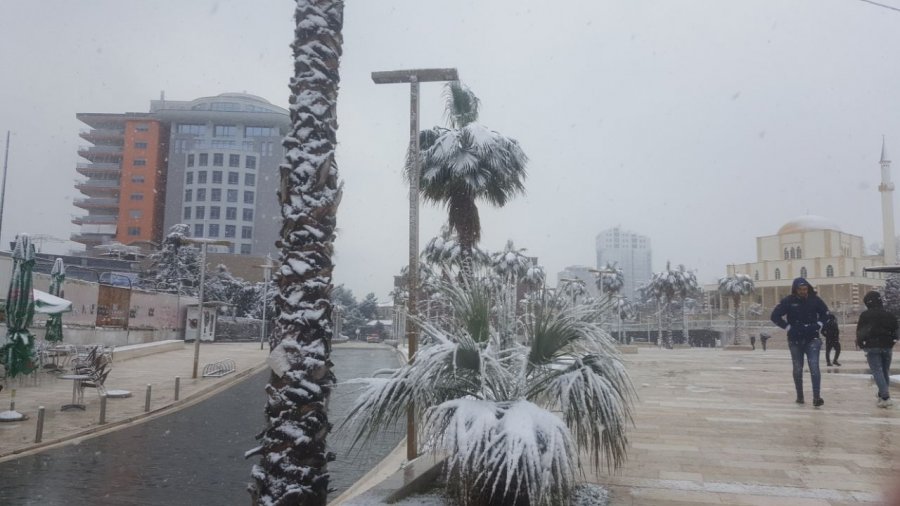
[856,291,898,408]
[770,277,829,407]
[760,332,770,351]
[822,313,841,366]
[750,334,757,350]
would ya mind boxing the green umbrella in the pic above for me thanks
[44,258,65,342]
[1,235,37,378]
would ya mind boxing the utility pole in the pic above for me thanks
[372,67,459,461]
[1,131,11,248]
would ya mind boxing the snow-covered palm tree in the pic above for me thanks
[491,239,531,281]
[422,226,490,280]
[248,2,343,504]
[613,296,635,344]
[559,277,588,305]
[342,280,635,505]
[718,274,755,346]
[597,262,625,300]
[644,262,698,348]
[412,82,528,265]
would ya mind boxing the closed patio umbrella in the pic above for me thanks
[44,258,65,342]
[1,235,37,378]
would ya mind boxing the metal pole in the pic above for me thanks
[406,76,420,461]
[144,384,152,412]
[99,394,107,424]
[0,131,10,246]
[174,376,181,401]
[192,243,207,379]
[259,260,270,350]
[35,406,45,443]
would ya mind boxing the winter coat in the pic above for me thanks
[821,315,840,343]
[770,277,830,344]
[856,292,899,349]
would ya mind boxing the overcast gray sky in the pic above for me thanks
[1,0,899,301]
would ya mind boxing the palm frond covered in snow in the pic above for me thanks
[491,239,532,281]
[341,278,635,505]
[644,262,700,348]
[597,263,625,297]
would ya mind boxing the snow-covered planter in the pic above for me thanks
[342,279,635,506]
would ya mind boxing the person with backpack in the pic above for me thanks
[770,277,830,407]
[822,313,841,366]
[856,291,898,408]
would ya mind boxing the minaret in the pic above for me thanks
[880,136,896,264]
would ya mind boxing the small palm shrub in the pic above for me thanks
[342,276,635,505]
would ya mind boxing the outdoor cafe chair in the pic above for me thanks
[80,366,111,399]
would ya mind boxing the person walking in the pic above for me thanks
[822,313,841,366]
[760,331,770,351]
[856,291,898,408]
[770,277,829,407]
[750,334,757,350]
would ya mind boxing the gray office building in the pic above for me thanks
[595,227,652,298]
[152,93,290,256]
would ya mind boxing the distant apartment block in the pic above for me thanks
[73,93,290,256]
[595,227,652,298]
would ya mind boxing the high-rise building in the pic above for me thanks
[595,227,652,298]
[73,93,290,256]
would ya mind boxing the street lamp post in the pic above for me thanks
[258,255,273,351]
[182,238,231,379]
[372,67,459,461]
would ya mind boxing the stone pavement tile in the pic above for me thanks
[658,471,703,482]
[714,493,832,506]
[628,488,724,504]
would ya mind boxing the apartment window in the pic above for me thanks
[241,226,253,239]
[800,266,808,278]
[212,170,222,184]
[135,123,150,132]
[195,206,205,220]
[214,125,236,137]
[187,154,195,167]
[262,141,275,156]
[197,171,208,184]
[213,153,224,167]
[245,126,278,137]
[131,175,145,183]
[242,208,253,221]
[240,244,252,255]
[129,210,142,219]
[133,159,147,167]
[186,172,193,185]
[208,224,220,238]
[243,191,254,204]
[128,227,141,236]
[210,206,220,219]
[199,153,209,166]
[129,192,144,201]
[229,154,240,167]
[196,188,206,202]
[212,140,237,149]
[774,268,781,280]
[184,189,192,202]
[226,207,237,220]
[173,139,186,153]
[176,124,206,135]
[227,189,238,203]
[134,141,148,149]
[225,225,236,238]
[194,224,204,237]
[211,188,221,202]
[245,156,256,170]
[228,171,239,185]
[244,173,255,186]
[183,207,191,220]
[826,265,834,277]
[242,141,255,152]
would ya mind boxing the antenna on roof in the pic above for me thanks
[160,90,165,101]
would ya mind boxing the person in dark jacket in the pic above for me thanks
[770,277,829,406]
[822,313,841,366]
[856,291,898,408]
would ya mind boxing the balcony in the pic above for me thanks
[78,145,123,162]
[70,232,115,247]
[73,197,119,210]
[76,162,120,176]
[75,179,120,196]
[71,215,118,226]
[79,128,124,143]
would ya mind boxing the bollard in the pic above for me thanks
[99,394,107,424]
[9,388,15,412]
[144,384,152,412]
[35,407,45,443]
[174,376,181,401]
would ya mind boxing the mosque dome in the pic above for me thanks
[777,215,841,235]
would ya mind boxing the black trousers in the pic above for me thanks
[826,339,841,364]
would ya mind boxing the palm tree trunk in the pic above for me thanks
[248,2,343,505]
[733,295,740,346]
[664,302,673,349]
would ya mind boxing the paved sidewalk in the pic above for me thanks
[588,347,900,506]
[0,341,269,461]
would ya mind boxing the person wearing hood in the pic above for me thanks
[822,313,841,367]
[770,277,830,406]
[856,291,898,408]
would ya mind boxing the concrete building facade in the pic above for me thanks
[73,93,289,257]
[595,227,652,298]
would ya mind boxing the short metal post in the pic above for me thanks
[174,377,181,401]
[99,395,107,424]
[9,388,15,412]
[35,406,45,443]
[144,384,152,412]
